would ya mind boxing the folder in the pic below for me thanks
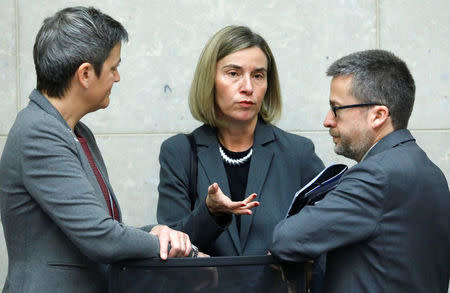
[286,164,348,218]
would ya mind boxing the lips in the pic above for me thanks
[238,100,255,107]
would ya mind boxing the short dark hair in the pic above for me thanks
[327,49,415,130]
[33,6,128,97]
[189,25,282,127]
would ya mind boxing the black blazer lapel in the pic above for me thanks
[197,135,242,254]
[240,119,275,250]
[240,145,274,250]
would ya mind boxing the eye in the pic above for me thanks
[254,72,265,80]
[226,71,239,77]
[111,63,120,72]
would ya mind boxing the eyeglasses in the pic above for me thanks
[330,103,383,117]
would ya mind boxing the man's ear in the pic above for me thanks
[370,105,390,129]
[76,63,94,89]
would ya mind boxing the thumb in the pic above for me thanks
[208,183,219,195]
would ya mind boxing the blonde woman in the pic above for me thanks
[157,26,324,257]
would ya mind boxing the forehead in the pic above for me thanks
[329,75,359,104]
[217,46,268,68]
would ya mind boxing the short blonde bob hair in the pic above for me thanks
[189,25,282,127]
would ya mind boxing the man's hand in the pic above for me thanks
[205,182,259,215]
[150,225,191,260]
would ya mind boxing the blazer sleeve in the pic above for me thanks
[271,161,385,262]
[157,134,228,250]
[21,118,161,264]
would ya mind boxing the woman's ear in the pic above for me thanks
[76,62,93,88]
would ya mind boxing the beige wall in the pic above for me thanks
[0,0,449,286]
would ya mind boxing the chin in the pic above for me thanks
[101,97,110,109]
[238,113,258,122]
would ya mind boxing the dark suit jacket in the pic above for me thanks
[0,90,160,293]
[271,129,450,293]
[157,120,324,256]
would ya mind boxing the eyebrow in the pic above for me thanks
[221,64,267,72]
[329,98,340,106]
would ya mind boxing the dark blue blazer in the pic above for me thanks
[271,129,450,293]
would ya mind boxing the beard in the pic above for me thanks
[332,129,374,162]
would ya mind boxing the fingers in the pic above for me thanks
[243,200,260,210]
[232,207,255,215]
[167,231,192,258]
[228,193,259,215]
[227,201,247,210]
[184,237,192,257]
[150,225,169,260]
[243,193,258,204]
[150,225,192,259]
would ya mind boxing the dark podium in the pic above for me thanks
[109,255,311,293]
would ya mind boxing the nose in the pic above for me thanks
[114,70,121,83]
[323,108,336,128]
[240,75,253,96]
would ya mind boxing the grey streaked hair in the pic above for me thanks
[33,6,128,97]
[327,49,415,130]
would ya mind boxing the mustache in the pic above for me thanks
[329,129,339,136]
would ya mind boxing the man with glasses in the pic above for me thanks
[271,49,449,293]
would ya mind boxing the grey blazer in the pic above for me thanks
[157,120,324,256]
[0,90,160,293]
[271,129,450,293]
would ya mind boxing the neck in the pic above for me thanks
[217,118,257,151]
[355,122,395,163]
[372,122,395,146]
[44,91,85,131]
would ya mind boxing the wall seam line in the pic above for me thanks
[87,129,450,138]
[15,0,20,112]
[376,0,380,48]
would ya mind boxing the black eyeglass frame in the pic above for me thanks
[330,102,384,117]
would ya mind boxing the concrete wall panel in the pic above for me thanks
[1,0,448,288]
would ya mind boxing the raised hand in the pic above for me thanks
[205,182,259,215]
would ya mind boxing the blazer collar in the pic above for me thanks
[29,89,72,131]
[29,89,122,221]
[364,129,415,160]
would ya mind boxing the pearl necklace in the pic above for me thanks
[219,145,253,166]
